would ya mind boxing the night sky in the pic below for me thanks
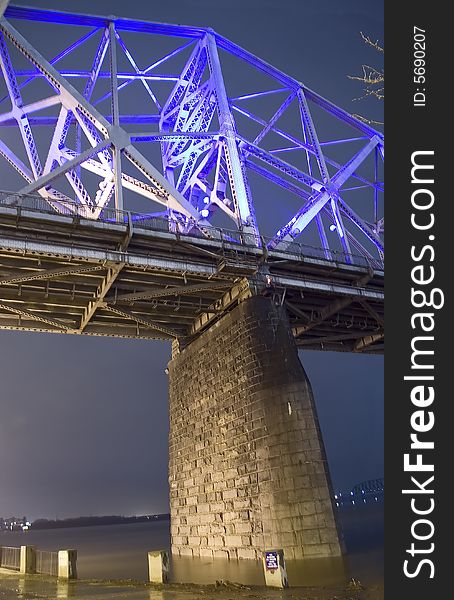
[0,0,383,521]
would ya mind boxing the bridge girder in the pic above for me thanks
[0,197,384,352]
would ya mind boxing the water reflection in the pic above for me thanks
[2,553,370,600]
[10,576,167,600]
[169,554,348,587]
[16,577,31,598]
[16,577,73,599]
[56,580,73,598]
[286,556,348,586]
[0,504,383,588]
[170,555,263,586]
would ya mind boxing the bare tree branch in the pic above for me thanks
[351,113,384,126]
[348,65,384,85]
[360,31,384,54]
[349,32,384,124]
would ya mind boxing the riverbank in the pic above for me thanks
[0,569,383,600]
[0,504,384,584]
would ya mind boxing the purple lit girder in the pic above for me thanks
[0,5,383,263]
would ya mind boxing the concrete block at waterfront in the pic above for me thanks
[58,549,77,579]
[148,550,170,583]
[168,295,343,560]
[20,546,36,574]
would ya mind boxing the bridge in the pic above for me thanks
[0,5,384,563]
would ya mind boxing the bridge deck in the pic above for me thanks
[0,198,383,353]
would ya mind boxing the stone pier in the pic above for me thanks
[168,295,343,560]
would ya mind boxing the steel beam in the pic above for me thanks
[77,264,123,332]
[110,281,231,303]
[354,332,384,352]
[293,269,375,336]
[0,234,221,277]
[206,33,259,242]
[285,300,311,323]
[293,296,355,337]
[16,140,111,197]
[4,5,207,38]
[271,274,383,301]
[269,136,381,250]
[0,1,9,18]
[0,264,105,285]
[358,299,384,327]
[295,331,379,347]
[102,303,181,338]
[0,299,72,330]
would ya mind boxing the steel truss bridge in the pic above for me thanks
[0,5,384,353]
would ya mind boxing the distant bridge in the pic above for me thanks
[351,478,384,495]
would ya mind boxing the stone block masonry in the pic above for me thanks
[168,295,343,560]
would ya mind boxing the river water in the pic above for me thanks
[0,504,383,587]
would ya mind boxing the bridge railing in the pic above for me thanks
[0,191,384,271]
[0,545,21,570]
[35,549,59,576]
[0,545,76,577]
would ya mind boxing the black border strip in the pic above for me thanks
[386,1,449,596]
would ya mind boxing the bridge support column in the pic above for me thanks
[168,295,343,560]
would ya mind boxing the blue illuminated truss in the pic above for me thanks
[0,5,384,263]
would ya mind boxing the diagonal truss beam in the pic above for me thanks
[0,264,105,285]
[293,296,354,337]
[16,139,110,197]
[102,303,181,338]
[0,28,101,107]
[77,264,123,332]
[84,27,109,101]
[337,194,384,251]
[269,136,381,250]
[252,91,296,147]
[0,300,72,330]
[238,136,317,188]
[233,103,382,192]
[115,32,161,110]
[297,88,330,184]
[358,299,384,327]
[285,300,311,323]
[0,17,205,222]
[0,29,42,178]
[123,145,203,221]
[293,270,374,336]
[93,39,195,108]
[0,136,33,181]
